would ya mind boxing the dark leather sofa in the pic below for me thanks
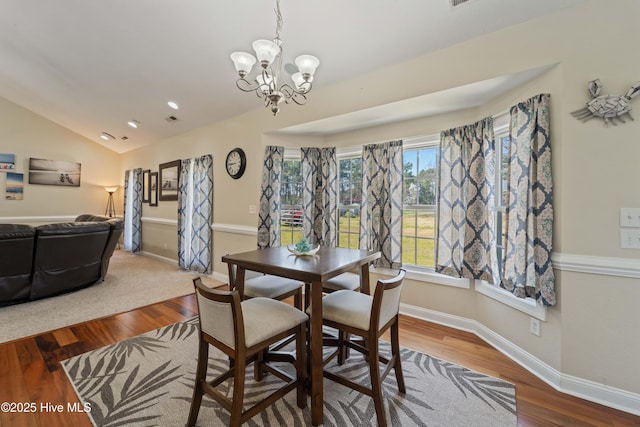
[0,215,123,305]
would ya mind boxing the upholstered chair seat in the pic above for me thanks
[322,271,361,292]
[244,275,304,301]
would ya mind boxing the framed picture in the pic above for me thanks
[5,172,24,200]
[142,169,150,203]
[28,158,81,187]
[159,160,180,201]
[0,153,16,170]
[149,172,158,206]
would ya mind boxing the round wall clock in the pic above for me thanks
[225,147,246,179]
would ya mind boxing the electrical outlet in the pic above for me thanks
[163,243,168,250]
[249,205,256,214]
[620,229,640,249]
[530,318,541,336]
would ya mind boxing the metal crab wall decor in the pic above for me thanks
[571,79,640,126]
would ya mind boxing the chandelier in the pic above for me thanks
[230,0,320,116]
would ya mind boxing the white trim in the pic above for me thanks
[552,252,640,279]
[141,217,178,226]
[371,265,470,289]
[399,304,640,417]
[475,280,546,321]
[0,215,76,223]
[139,251,178,266]
[211,223,258,236]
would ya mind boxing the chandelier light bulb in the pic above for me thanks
[292,72,312,92]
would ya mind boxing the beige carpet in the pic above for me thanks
[0,250,220,343]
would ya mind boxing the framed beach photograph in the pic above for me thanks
[149,171,158,206]
[28,158,81,187]
[5,172,24,200]
[159,160,180,201]
[0,153,16,170]
[142,169,150,203]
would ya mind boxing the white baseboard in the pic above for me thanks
[399,303,640,416]
[139,251,178,267]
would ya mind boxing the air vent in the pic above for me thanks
[165,115,179,123]
[450,0,471,6]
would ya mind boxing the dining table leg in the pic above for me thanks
[309,278,324,425]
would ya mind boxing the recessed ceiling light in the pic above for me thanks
[167,101,179,110]
[127,120,141,129]
[100,132,115,141]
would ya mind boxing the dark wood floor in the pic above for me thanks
[1,293,638,427]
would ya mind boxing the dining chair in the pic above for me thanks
[319,269,406,427]
[187,277,308,427]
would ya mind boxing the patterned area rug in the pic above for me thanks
[62,318,517,426]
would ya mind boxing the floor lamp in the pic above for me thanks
[104,186,118,218]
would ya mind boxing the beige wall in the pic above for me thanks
[4,0,639,413]
[0,97,121,220]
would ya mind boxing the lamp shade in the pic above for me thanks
[230,51,256,74]
[295,55,320,76]
[291,72,312,92]
[104,186,118,193]
[252,39,280,65]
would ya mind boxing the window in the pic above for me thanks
[280,158,303,246]
[337,157,362,249]
[495,127,509,271]
[402,142,438,268]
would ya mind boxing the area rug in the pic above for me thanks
[62,318,517,426]
[0,250,218,343]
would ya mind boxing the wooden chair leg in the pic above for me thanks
[391,321,406,393]
[294,287,302,310]
[186,339,209,427]
[254,349,265,381]
[295,323,307,409]
[369,339,387,427]
[230,355,246,427]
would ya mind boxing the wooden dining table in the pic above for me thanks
[222,245,380,426]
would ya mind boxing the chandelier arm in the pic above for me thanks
[236,78,261,93]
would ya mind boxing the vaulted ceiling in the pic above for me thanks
[0,0,584,153]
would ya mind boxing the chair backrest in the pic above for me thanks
[371,269,406,331]
[193,277,244,351]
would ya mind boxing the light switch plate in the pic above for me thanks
[620,208,640,227]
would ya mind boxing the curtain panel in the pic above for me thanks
[123,168,143,252]
[359,140,403,269]
[301,147,338,247]
[502,93,556,306]
[178,155,213,273]
[257,146,284,249]
[436,117,499,284]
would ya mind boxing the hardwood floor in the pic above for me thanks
[0,294,638,427]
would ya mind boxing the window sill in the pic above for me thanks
[370,266,470,289]
[475,280,547,321]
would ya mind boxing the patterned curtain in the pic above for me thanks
[502,94,555,306]
[257,146,284,249]
[436,117,499,284]
[123,168,143,252]
[301,147,338,247]
[178,155,213,273]
[359,140,403,269]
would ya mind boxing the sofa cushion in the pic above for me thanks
[0,224,35,304]
[31,222,110,300]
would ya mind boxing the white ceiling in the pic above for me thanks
[0,0,584,153]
